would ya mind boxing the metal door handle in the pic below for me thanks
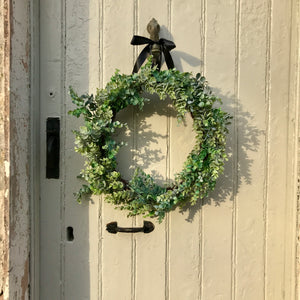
[106,221,154,234]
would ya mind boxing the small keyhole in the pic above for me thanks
[66,226,74,242]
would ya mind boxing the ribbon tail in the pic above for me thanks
[162,47,175,70]
[132,44,151,74]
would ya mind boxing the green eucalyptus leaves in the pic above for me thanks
[69,58,231,222]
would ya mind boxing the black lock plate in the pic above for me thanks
[46,117,60,179]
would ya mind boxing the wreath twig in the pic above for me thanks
[69,58,231,222]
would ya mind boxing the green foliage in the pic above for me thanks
[69,58,232,222]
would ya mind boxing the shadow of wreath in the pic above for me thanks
[112,89,261,222]
[180,90,263,222]
[114,94,178,187]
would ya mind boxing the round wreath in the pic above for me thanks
[69,58,231,221]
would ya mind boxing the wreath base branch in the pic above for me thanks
[69,58,231,222]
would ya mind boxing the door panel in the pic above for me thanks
[39,0,64,299]
[39,0,297,299]
[64,0,100,299]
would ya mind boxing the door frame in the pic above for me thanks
[30,0,40,298]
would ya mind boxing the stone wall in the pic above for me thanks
[0,0,31,299]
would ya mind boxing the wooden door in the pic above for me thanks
[38,0,298,299]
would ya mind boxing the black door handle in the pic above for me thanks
[106,221,155,234]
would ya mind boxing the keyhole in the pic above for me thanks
[49,90,55,98]
[66,226,74,242]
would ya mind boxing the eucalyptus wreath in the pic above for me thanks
[69,58,231,221]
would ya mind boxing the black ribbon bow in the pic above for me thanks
[130,35,176,73]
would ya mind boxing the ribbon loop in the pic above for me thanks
[131,35,154,46]
[131,35,176,73]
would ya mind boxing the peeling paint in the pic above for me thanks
[20,258,28,300]
[4,161,9,177]
[0,0,10,298]
[0,0,31,298]
[20,59,28,72]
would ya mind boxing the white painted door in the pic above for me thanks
[38,0,298,299]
